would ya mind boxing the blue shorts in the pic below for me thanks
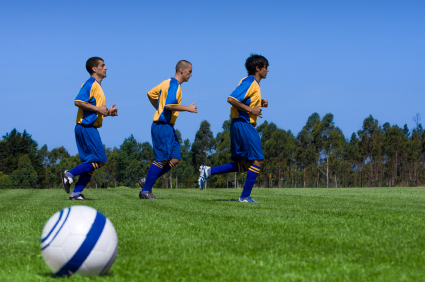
[75,124,107,164]
[230,119,264,162]
[151,122,181,161]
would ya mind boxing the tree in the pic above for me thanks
[209,120,233,188]
[327,128,345,188]
[410,124,423,186]
[358,115,381,187]
[296,128,315,188]
[192,121,215,170]
[11,155,38,188]
[383,124,408,186]
[0,129,42,176]
[263,129,295,187]
[312,113,335,188]
[115,135,148,187]
[255,121,277,187]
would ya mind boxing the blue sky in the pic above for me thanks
[1,0,424,155]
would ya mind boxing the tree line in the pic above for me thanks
[0,112,424,189]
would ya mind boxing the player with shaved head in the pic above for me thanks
[138,60,197,199]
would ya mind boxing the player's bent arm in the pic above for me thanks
[75,101,109,116]
[165,103,197,113]
[227,97,252,113]
[148,94,158,109]
[227,97,262,117]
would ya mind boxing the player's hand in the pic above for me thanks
[261,99,268,108]
[187,102,197,113]
[109,104,118,116]
[250,106,262,118]
[97,105,109,116]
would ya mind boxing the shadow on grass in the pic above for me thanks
[38,271,114,278]
[38,272,57,278]
[212,199,238,202]
[64,198,100,201]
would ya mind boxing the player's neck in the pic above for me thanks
[92,74,104,84]
[174,73,187,84]
[253,73,262,83]
[173,74,184,84]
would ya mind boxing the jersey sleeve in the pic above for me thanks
[165,81,179,106]
[229,78,253,102]
[75,83,93,103]
[147,84,161,99]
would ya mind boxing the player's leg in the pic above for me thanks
[139,158,181,191]
[139,127,182,189]
[140,123,180,199]
[69,172,92,200]
[62,162,102,192]
[238,159,263,203]
[72,162,107,200]
[238,123,264,203]
[198,161,248,190]
[64,124,107,199]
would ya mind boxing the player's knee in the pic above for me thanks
[171,159,181,166]
[99,162,107,167]
[253,160,264,168]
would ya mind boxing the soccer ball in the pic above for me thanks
[40,206,118,277]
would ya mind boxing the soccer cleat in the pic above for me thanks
[138,178,146,189]
[79,193,86,200]
[139,191,157,200]
[61,170,73,194]
[198,165,211,190]
[238,196,259,203]
[69,194,85,201]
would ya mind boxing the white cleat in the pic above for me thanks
[198,165,211,190]
[61,170,74,194]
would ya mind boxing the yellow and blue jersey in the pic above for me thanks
[148,78,182,125]
[75,77,106,128]
[228,75,262,127]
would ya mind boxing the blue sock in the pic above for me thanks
[211,162,246,175]
[157,160,176,178]
[241,165,260,198]
[68,162,100,177]
[71,173,92,196]
[142,161,164,192]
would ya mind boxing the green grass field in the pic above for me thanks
[1,187,425,281]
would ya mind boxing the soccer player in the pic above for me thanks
[198,54,269,203]
[139,60,197,199]
[61,57,118,200]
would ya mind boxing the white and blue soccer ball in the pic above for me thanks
[41,206,118,277]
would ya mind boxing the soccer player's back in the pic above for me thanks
[198,54,269,203]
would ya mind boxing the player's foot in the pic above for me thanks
[69,194,85,201]
[79,193,86,200]
[198,165,211,190]
[139,191,157,200]
[238,196,259,203]
[138,178,146,189]
[61,170,73,194]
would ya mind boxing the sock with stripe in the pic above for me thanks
[211,162,246,175]
[240,165,261,198]
[67,162,100,177]
[142,161,164,192]
[70,173,92,196]
[157,160,176,178]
